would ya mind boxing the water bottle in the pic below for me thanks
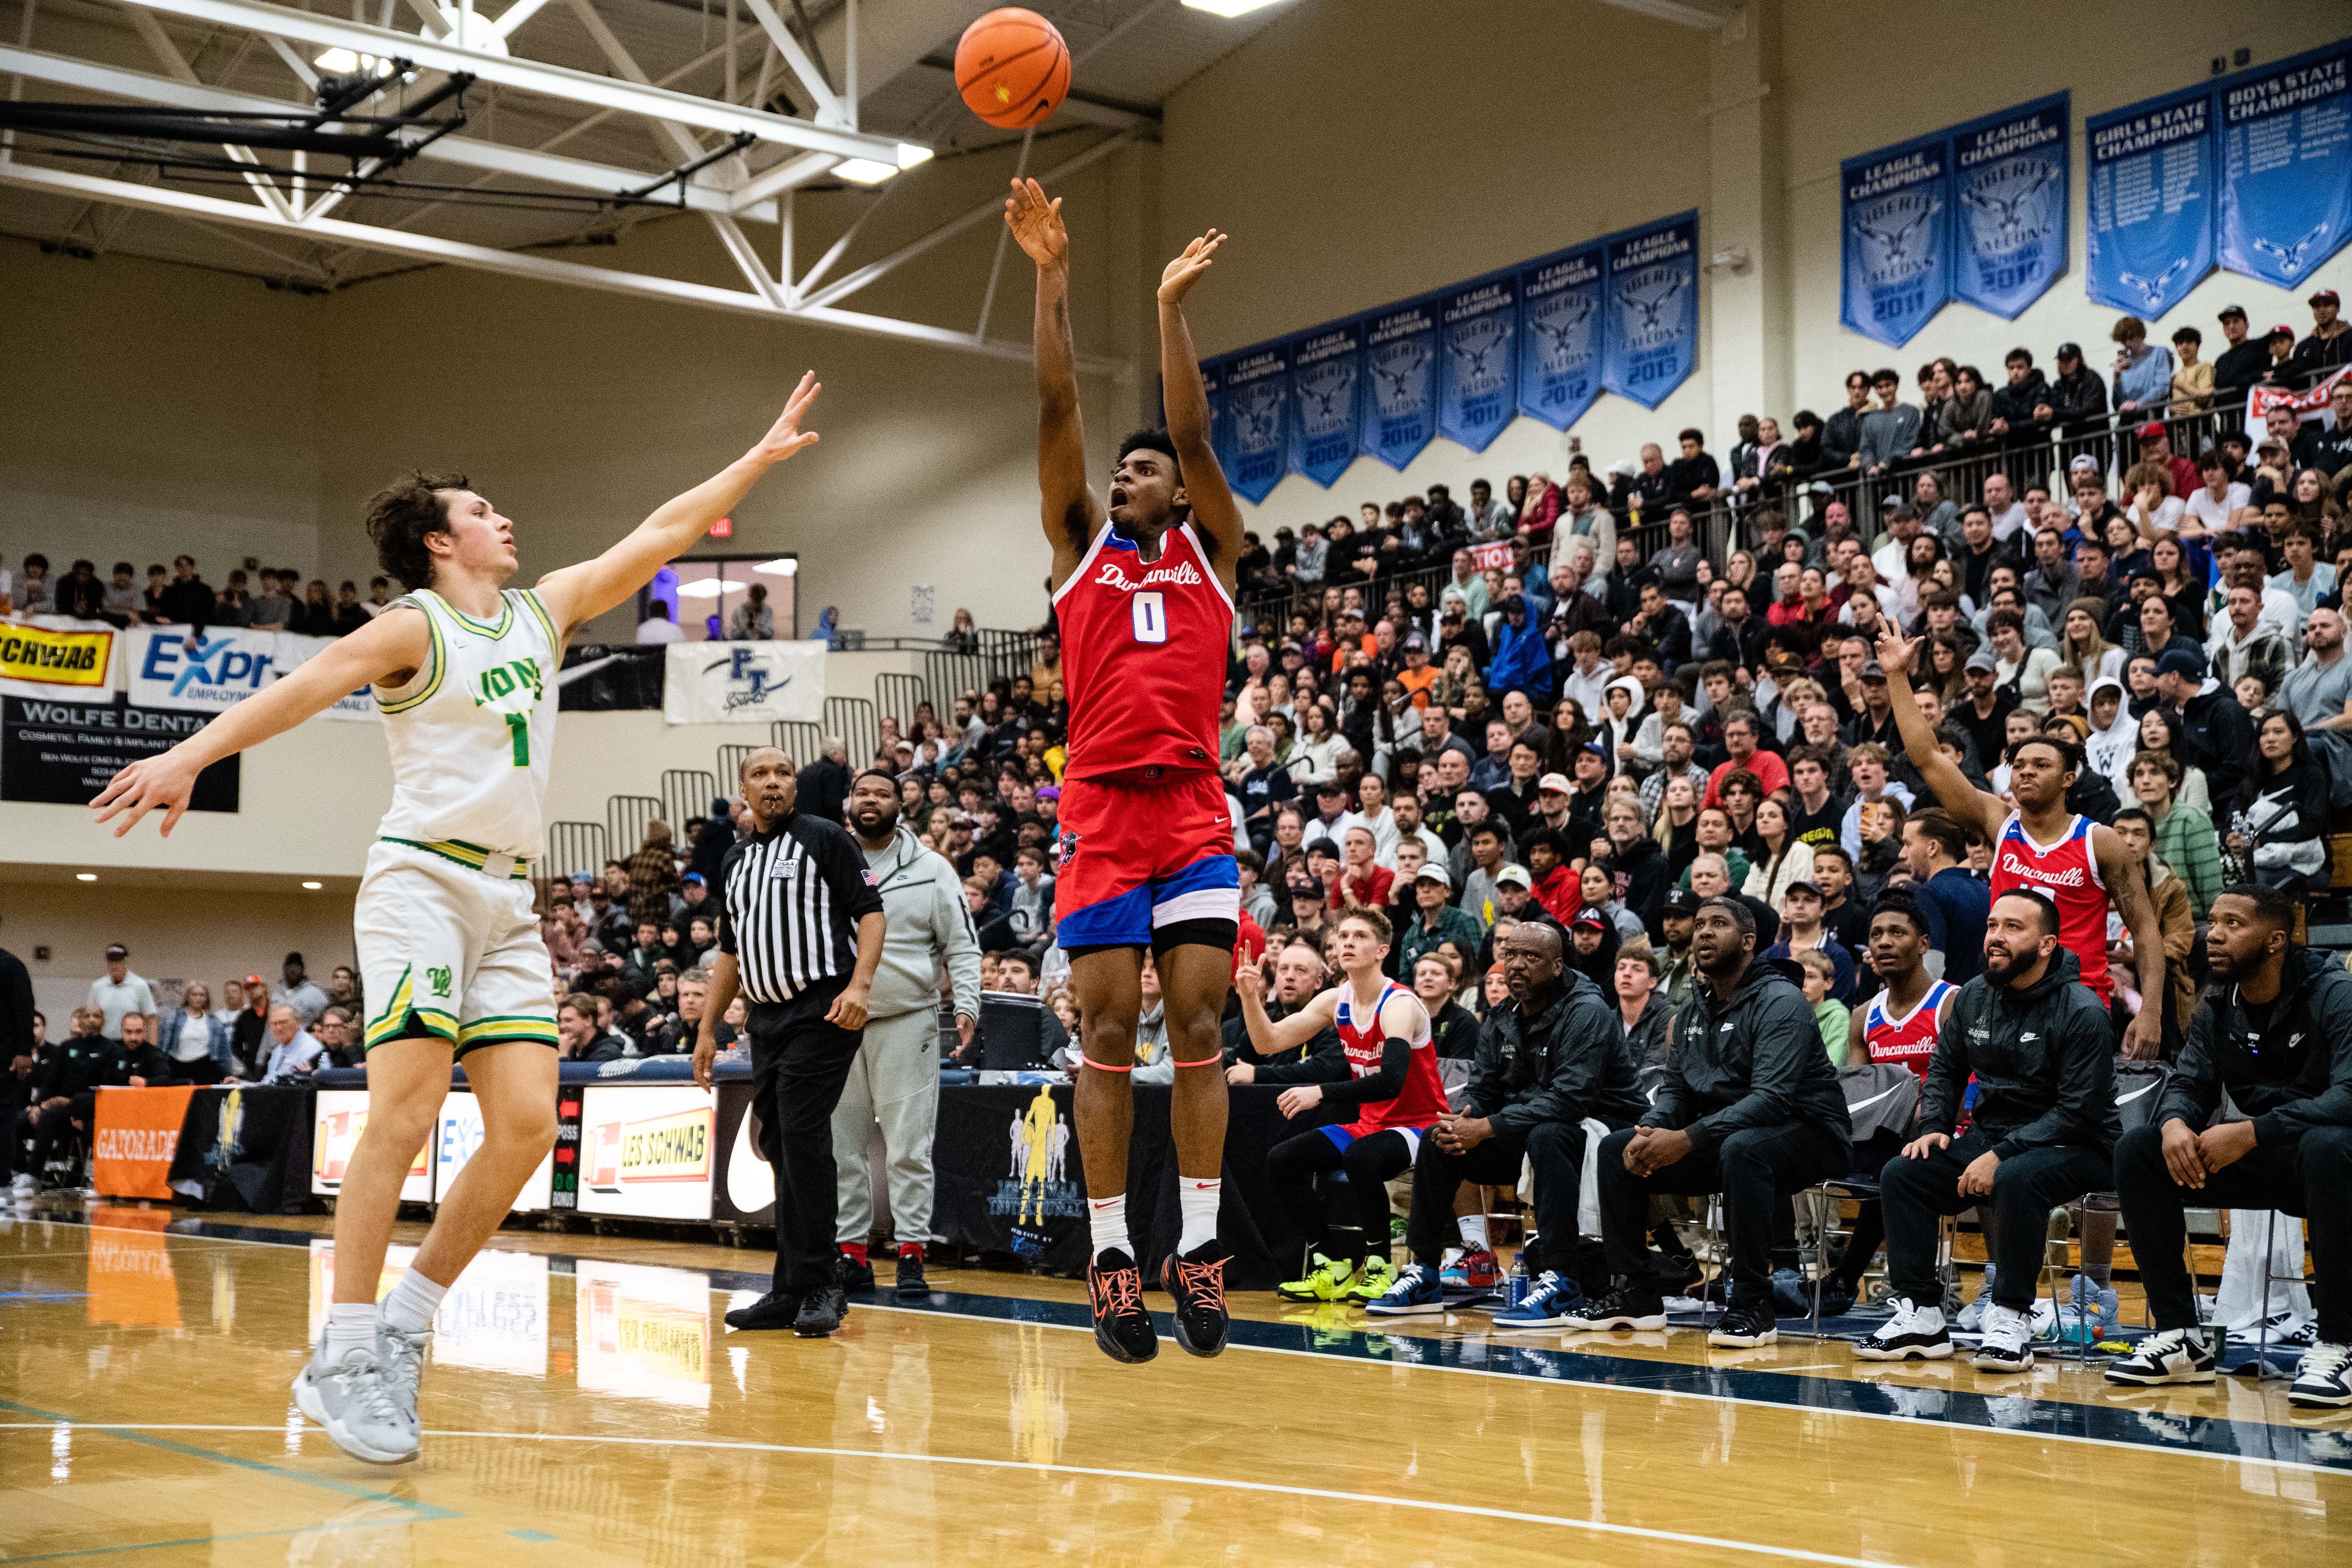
[1505,1250,1530,1309]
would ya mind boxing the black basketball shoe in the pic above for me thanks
[1161,1242,1231,1358]
[1088,1249,1160,1364]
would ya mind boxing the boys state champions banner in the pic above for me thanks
[1195,210,1698,494]
[1842,95,2070,346]
[2091,40,2352,313]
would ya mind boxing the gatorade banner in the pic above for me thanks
[0,617,113,700]
[2218,41,2352,288]
[1222,340,1291,505]
[1360,298,1440,470]
[1949,94,2069,319]
[1437,272,1519,453]
[1603,214,1699,409]
[1517,243,1605,431]
[1286,321,1363,489]
[92,1085,197,1200]
[2088,83,2217,317]
[1842,132,1952,346]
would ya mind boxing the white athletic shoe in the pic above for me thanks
[9,1173,35,1198]
[2103,1327,2215,1386]
[376,1325,431,1443]
[1855,1297,1954,1361]
[2290,1343,2352,1410]
[292,1337,418,1465]
[1972,1304,2033,1372]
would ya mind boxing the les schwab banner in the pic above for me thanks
[578,1086,716,1221]
[92,1085,197,1200]
[0,619,115,700]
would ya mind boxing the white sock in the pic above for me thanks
[378,1269,449,1336]
[324,1302,377,1364]
[1458,1214,1490,1252]
[1089,1194,1130,1261]
[1178,1178,1221,1255]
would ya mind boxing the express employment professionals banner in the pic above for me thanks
[661,639,825,725]
[2218,41,2352,289]
[1361,297,1440,470]
[1437,273,1518,453]
[2088,84,2217,317]
[1222,340,1292,505]
[125,624,376,722]
[1,695,239,810]
[1517,242,1605,431]
[1949,94,2069,319]
[1842,131,1952,346]
[1286,321,1363,488]
[1603,214,1699,410]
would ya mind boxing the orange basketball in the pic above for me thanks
[955,8,1070,130]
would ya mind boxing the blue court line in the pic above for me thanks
[26,1215,2352,1477]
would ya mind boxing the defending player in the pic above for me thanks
[1238,910,1447,1305]
[90,375,824,1461]
[1006,176,1245,1362]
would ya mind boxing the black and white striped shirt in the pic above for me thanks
[715,812,885,1004]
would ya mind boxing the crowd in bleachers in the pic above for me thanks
[0,552,397,636]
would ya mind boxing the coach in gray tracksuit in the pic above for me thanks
[835,772,981,1274]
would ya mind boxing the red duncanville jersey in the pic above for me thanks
[1989,811,2111,998]
[1333,980,1448,1137]
[1862,979,1955,1082]
[1051,521,1233,781]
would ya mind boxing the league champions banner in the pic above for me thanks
[1516,243,1605,431]
[1841,132,1952,347]
[2217,41,2352,289]
[1603,214,1699,410]
[1360,297,1441,471]
[2088,84,2216,317]
[1200,356,1238,487]
[1949,94,2069,319]
[1286,321,1364,488]
[1437,273,1519,453]
[1221,341,1292,506]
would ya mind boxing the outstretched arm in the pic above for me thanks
[90,607,430,838]
[535,373,820,634]
[2096,826,2167,1061]
[1006,178,1098,588]
[1232,960,1335,1055]
[1873,629,2008,844]
[1156,231,1243,592]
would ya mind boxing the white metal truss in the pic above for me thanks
[0,0,1139,373]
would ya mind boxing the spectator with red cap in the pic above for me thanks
[2294,289,2349,384]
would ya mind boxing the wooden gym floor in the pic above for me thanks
[2,1203,2346,1565]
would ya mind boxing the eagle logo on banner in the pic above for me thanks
[2252,221,2333,278]
[1961,158,2060,254]
[1617,269,1688,342]
[1296,357,1356,438]
[1448,313,1513,398]
[1529,290,1596,373]
[1371,337,1431,416]
[1231,378,1284,458]
[2116,258,2194,310]
[1854,193,1944,281]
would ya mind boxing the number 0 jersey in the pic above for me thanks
[372,587,562,866]
[1051,521,1232,781]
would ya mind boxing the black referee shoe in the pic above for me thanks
[894,1248,930,1301]
[836,1250,876,1294]
[793,1286,849,1338]
[1161,1241,1231,1358]
[725,1290,803,1331]
[1088,1249,1159,1364]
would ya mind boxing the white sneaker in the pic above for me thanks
[1855,1297,1953,1361]
[8,1173,35,1198]
[292,1337,418,1465]
[1973,1304,2033,1372]
[2290,1343,2352,1410]
[2103,1326,2215,1386]
[375,1325,431,1443]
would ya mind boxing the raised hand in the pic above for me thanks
[1004,177,1068,268]
[1158,229,1227,305]
[746,371,822,466]
[1874,628,1921,680]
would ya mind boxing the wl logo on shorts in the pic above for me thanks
[426,966,453,998]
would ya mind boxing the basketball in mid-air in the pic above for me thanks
[955,8,1070,129]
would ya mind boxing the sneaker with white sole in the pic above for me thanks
[1492,1271,1585,1330]
[1707,1301,1778,1348]
[8,1173,35,1198]
[2289,1343,2352,1410]
[375,1325,430,1443]
[1363,1262,1446,1318]
[1972,1303,2033,1372]
[291,1338,417,1465]
[2104,1326,2215,1386]
[1563,1284,1669,1332]
[1855,1297,1954,1361]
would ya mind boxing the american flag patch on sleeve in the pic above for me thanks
[862,870,880,885]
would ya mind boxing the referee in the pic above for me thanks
[696,746,886,1337]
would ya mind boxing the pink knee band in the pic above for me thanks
[1171,1055,1223,1069]
[1082,1058,1134,1073]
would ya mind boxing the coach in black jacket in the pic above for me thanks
[1406,924,1644,1287]
[1874,890,2116,1366]
[1577,898,1851,1341]
[2110,886,2352,1388]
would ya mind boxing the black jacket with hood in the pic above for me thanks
[1644,955,1852,1149]
[1468,969,1648,1137]
[1927,946,2119,1156]
[2159,944,2352,1146]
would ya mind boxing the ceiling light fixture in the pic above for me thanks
[834,143,935,186]
[302,880,324,890]
[675,578,749,599]
[1181,0,1287,17]
[754,558,799,577]
[75,872,97,882]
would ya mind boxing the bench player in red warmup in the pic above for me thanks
[1007,177,1245,1363]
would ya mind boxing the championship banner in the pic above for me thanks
[1200,356,1237,488]
[661,639,825,725]
[1842,133,1951,346]
[576,1084,715,1221]
[2088,83,2217,318]
[1,695,239,811]
[1516,242,1605,431]
[2217,41,2352,288]
[125,624,377,722]
[1949,93,2069,319]
[1286,321,1363,489]
[0,617,114,701]
[1359,298,1440,470]
[1222,340,1292,505]
[1437,272,1519,454]
[1603,213,1699,410]
[92,1085,197,1200]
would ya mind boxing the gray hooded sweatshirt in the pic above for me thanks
[858,823,983,1024]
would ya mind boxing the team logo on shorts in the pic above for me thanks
[427,965,453,999]
[1058,826,1081,862]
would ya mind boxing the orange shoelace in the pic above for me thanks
[1093,1264,1145,1317]
[1173,1255,1227,1314]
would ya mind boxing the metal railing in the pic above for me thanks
[606,793,662,857]
[875,673,927,739]
[822,696,877,764]
[716,743,758,791]
[544,821,608,881]
[661,768,715,833]
[771,720,823,766]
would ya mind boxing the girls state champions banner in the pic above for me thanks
[1200,210,1699,492]
[1842,95,2069,346]
[2088,38,2351,312]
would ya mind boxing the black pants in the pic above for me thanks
[4,1104,77,1181]
[1407,1120,1592,1278]
[2115,1122,2352,1343]
[1881,1130,2110,1311]
[1264,1127,1416,1266]
[1598,1122,1850,1303]
[746,989,866,1297]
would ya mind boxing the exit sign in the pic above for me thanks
[710,517,733,538]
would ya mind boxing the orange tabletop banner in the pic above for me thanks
[92,1085,197,1199]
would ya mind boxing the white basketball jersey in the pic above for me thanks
[373,588,562,864]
